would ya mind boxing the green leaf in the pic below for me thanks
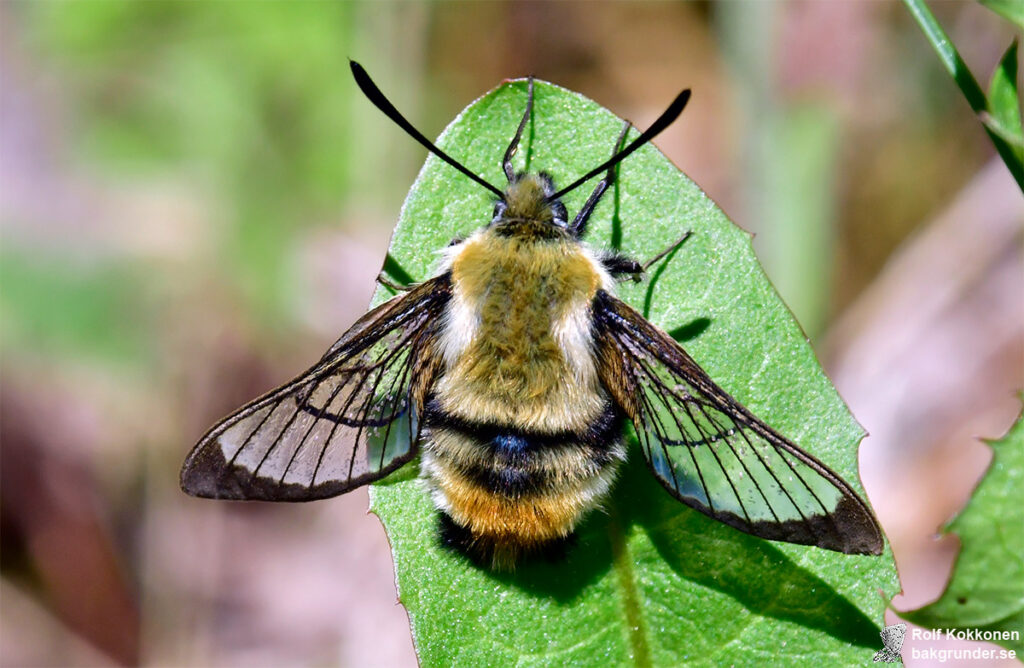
[902,407,1024,654]
[984,41,1024,159]
[368,81,896,666]
[980,0,1024,30]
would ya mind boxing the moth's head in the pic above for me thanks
[491,173,570,238]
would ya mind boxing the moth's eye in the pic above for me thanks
[550,200,568,227]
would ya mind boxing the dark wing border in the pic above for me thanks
[592,289,883,555]
[180,273,451,501]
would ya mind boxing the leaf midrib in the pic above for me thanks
[610,511,651,667]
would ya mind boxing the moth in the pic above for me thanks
[181,61,884,569]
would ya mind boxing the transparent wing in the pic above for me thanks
[593,291,882,554]
[180,275,450,501]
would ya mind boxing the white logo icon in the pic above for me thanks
[873,623,906,663]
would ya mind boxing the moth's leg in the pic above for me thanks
[569,121,632,238]
[377,251,425,293]
[502,77,535,182]
[377,234,465,293]
[601,252,644,280]
[640,232,692,272]
[376,273,413,292]
[605,232,693,282]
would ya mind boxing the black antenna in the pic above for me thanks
[548,89,691,201]
[502,76,534,182]
[350,61,504,199]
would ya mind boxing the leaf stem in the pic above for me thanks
[902,0,1024,190]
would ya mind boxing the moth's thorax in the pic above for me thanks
[434,226,614,433]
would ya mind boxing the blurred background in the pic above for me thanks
[1,2,1021,666]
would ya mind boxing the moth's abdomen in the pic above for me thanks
[421,400,625,569]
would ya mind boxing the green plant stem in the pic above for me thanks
[903,0,1024,190]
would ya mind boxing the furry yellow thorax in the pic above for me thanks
[439,222,607,432]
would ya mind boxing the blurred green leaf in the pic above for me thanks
[756,105,839,340]
[902,407,1024,654]
[368,81,896,666]
[24,1,358,319]
[903,0,1024,190]
[0,251,153,369]
[980,0,1024,29]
